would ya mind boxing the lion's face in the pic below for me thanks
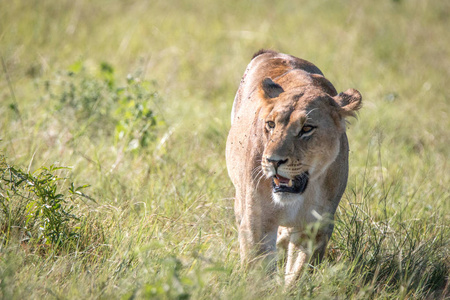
[258,76,361,203]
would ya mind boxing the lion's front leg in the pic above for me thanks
[281,225,334,287]
[284,231,308,287]
[236,195,278,271]
[238,216,278,270]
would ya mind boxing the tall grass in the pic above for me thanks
[1,0,449,298]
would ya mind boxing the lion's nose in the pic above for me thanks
[266,157,288,168]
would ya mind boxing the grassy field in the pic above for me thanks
[1,0,449,298]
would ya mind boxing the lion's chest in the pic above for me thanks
[277,196,305,227]
[276,188,327,227]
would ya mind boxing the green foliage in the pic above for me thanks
[113,75,161,151]
[0,155,87,248]
[49,61,163,151]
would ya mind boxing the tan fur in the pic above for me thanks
[226,50,362,286]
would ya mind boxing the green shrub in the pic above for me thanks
[0,155,90,249]
[48,61,163,152]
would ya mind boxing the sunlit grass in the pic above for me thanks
[1,0,449,299]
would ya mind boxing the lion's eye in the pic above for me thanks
[266,121,275,129]
[298,125,316,137]
[302,125,314,133]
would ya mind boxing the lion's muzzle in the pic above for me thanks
[272,171,309,194]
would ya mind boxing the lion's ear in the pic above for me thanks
[333,89,362,118]
[261,78,284,99]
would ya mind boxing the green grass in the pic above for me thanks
[1,0,449,298]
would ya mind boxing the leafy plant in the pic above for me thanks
[48,61,163,152]
[0,155,89,248]
[113,75,161,151]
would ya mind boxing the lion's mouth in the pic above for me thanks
[272,172,309,194]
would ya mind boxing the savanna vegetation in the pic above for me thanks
[0,0,448,298]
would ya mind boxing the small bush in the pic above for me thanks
[0,155,91,250]
[48,61,163,152]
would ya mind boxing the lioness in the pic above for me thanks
[226,50,361,286]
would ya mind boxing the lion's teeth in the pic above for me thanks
[273,177,280,186]
[288,179,293,187]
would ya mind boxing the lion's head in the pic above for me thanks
[258,70,361,204]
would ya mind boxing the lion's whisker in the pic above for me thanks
[254,171,266,191]
[251,165,263,177]
[252,168,263,181]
